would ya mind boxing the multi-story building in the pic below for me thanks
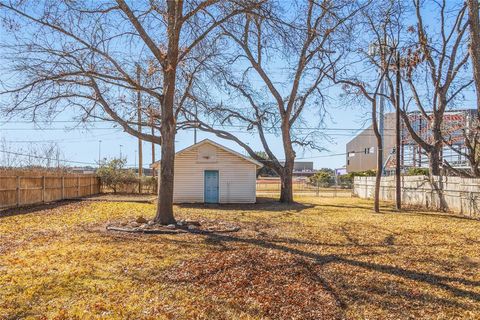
[346,109,477,173]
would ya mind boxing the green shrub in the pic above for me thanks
[338,170,377,188]
[406,167,429,176]
[97,158,137,193]
[309,168,335,187]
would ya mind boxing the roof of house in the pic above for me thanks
[151,139,263,168]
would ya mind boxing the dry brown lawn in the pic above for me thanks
[0,196,479,319]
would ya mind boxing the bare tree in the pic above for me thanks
[0,0,260,224]
[0,139,64,168]
[185,0,364,203]
[332,0,402,212]
[399,0,471,176]
[434,0,480,178]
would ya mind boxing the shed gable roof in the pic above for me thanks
[151,139,263,168]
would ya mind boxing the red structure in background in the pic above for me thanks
[384,109,476,172]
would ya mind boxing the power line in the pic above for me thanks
[0,127,120,131]
[0,149,98,166]
[0,125,391,131]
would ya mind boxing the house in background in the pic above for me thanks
[151,139,262,204]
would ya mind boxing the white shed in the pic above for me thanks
[151,139,262,204]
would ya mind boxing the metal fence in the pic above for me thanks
[256,179,352,197]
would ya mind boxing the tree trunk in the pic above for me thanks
[155,123,176,225]
[279,168,294,203]
[429,111,443,176]
[154,0,180,225]
[373,123,382,213]
[429,146,441,176]
[280,121,295,203]
[371,97,383,213]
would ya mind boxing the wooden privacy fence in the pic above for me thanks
[353,175,480,218]
[0,175,100,209]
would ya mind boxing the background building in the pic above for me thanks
[279,161,315,177]
[346,109,476,173]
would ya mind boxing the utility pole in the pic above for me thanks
[119,144,123,159]
[98,140,102,167]
[151,118,156,177]
[395,50,402,210]
[136,64,143,193]
[194,103,198,144]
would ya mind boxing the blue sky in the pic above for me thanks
[0,0,476,170]
[0,96,378,169]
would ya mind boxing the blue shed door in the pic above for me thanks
[204,170,219,203]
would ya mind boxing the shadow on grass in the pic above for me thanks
[199,232,480,303]
[0,199,81,219]
[177,197,316,213]
[406,210,480,221]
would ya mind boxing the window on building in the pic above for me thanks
[347,159,350,165]
[364,147,374,154]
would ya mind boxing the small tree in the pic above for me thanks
[97,158,136,194]
[332,0,402,212]
[309,168,335,187]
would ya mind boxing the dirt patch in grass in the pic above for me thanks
[166,247,343,320]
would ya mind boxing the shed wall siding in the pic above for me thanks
[173,146,257,203]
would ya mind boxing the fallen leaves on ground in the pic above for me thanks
[0,196,479,319]
[167,248,342,320]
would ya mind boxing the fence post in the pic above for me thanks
[77,175,80,197]
[90,176,93,195]
[61,176,65,199]
[16,176,20,207]
[42,176,45,203]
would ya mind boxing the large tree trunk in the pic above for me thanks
[279,167,294,203]
[155,122,176,225]
[280,121,295,203]
[467,0,480,114]
[154,0,181,225]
